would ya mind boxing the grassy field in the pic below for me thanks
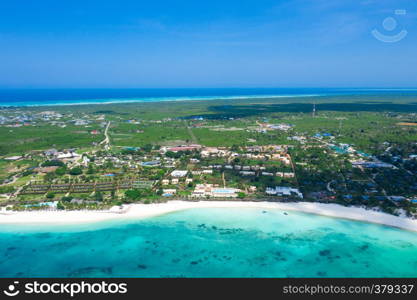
[111,122,191,147]
[0,125,102,155]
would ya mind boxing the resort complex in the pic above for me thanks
[0,99,416,220]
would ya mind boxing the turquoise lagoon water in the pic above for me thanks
[0,207,417,277]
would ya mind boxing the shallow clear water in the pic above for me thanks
[1,207,417,277]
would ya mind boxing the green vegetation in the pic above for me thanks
[0,94,416,216]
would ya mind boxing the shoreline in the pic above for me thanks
[1,200,417,233]
[0,94,321,108]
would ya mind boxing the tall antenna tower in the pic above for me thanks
[312,103,316,118]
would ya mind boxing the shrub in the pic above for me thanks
[69,167,83,176]
[61,196,73,202]
[42,160,65,167]
[46,192,55,199]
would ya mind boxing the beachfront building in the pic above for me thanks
[211,188,240,198]
[191,184,241,198]
[266,186,303,198]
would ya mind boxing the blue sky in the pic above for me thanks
[0,0,416,88]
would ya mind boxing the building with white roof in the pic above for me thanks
[170,170,188,177]
[266,186,303,198]
[191,184,241,198]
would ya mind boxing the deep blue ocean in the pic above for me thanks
[1,88,417,106]
[1,207,417,278]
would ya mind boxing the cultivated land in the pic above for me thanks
[0,94,417,218]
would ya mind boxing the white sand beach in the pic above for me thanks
[1,200,417,232]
